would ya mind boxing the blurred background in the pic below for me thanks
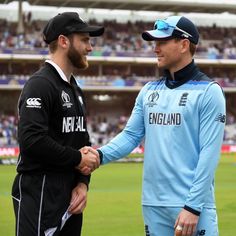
[1,1,236,155]
[0,1,236,235]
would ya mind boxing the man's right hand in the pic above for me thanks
[76,146,100,175]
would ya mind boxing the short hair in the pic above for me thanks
[189,42,197,56]
[48,34,75,53]
[48,40,58,53]
[174,38,197,56]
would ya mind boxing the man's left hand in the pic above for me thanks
[68,183,88,214]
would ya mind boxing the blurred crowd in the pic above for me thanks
[0,112,236,148]
[1,17,236,88]
[0,113,129,147]
[0,15,236,147]
[1,17,236,59]
[87,115,129,146]
[0,114,18,147]
[1,71,236,88]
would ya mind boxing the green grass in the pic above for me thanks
[1,154,236,236]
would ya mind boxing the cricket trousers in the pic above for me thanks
[143,205,218,236]
[12,172,82,236]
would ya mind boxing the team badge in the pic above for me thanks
[146,91,159,107]
[61,90,73,108]
[179,93,188,106]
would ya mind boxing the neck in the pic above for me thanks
[50,53,73,83]
[170,57,192,80]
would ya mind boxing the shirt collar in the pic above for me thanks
[45,59,69,83]
[164,60,200,89]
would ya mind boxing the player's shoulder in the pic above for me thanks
[187,71,223,93]
[198,75,225,104]
[196,71,224,93]
[24,65,56,91]
[142,78,165,90]
[188,71,212,87]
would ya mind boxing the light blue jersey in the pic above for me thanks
[99,62,225,213]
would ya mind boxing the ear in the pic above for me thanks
[180,39,190,53]
[58,35,69,49]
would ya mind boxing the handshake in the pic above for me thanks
[76,146,100,175]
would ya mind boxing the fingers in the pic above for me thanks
[79,146,90,154]
[174,224,195,236]
[77,166,92,176]
[185,225,194,236]
[174,209,199,236]
[89,148,100,168]
[174,216,180,230]
[174,225,182,236]
[183,225,194,236]
[88,147,99,156]
[174,225,194,236]
[78,147,100,174]
[68,195,87,214]
[68,184,87,214]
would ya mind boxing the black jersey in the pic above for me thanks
[17,62,90,181]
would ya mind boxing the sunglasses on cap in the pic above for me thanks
[154,20,193,39]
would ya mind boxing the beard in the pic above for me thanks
[67,43,88,70]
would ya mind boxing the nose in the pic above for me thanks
[87,43,93,52]
[154,42,160,53]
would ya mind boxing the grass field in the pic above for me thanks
[0,154,236,236]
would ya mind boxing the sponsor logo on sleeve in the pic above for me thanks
[26,98,41,108]
[215,113,226,123]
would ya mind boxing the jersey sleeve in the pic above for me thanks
[99,86,146,164]
[184,82,226,212]
[18,76,81,169]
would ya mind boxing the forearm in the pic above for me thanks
[75,172,91,189]
[99,129,142,164]
[20,134,82,168]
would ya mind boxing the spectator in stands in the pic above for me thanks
[11,12,103,236]
[207,43,220,59]
[0,114,17,146]
[88,15,226,236]
[2,17,236,60]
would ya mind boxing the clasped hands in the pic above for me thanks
[76,146,100,175]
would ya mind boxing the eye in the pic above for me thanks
[158,41,168,46]
[90,38,96,47]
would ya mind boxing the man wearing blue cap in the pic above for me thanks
[86,15,226,235]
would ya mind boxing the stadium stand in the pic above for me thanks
[0,2,236,154]
[2,18,236,60]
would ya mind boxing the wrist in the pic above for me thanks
[184,205,201,216]
[97,149,103,164]
[77,182,88,191]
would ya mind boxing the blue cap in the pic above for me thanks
[142,16,199,45]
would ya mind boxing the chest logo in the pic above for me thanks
[61,90,73,108]
[147,91,159,107]
[179,93,188,106]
